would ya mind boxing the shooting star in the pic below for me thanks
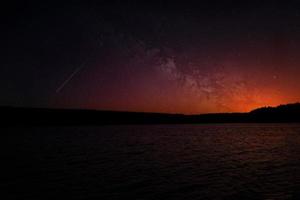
[56,63,85,93]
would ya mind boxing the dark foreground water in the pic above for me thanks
[2,124,300,199]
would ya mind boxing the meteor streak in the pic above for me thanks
[56,63,85,93]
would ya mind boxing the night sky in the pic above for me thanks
[2,1,300,114]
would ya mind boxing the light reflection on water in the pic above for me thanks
[2,124,300,199]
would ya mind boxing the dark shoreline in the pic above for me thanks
[1,103,300,126]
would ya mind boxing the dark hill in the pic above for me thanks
[248,103,300,122]
[1,103,300,126]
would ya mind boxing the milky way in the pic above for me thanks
[1,1,300,113]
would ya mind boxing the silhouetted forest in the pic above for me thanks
[1,103,300,126]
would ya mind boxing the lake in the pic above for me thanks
[2,124,300,199]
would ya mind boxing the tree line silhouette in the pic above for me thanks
[2,103,300,126]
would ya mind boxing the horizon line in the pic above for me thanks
[1,102,299,116]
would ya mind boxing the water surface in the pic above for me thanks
[2,124,300,199]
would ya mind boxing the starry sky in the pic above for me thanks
[1,1,300,114]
